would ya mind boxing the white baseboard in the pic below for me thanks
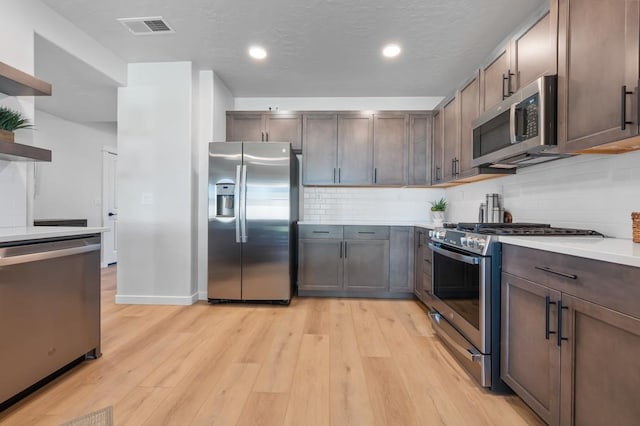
[115,292,199,306]
[198,291,208,301]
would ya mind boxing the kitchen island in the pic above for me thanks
[0,227,106,408]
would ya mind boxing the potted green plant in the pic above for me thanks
[0,106,34,143]
[430,197,448,225]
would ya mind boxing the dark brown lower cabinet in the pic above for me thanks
[501,273,561,425]
[502,244,640,426]
[560,295,640,426]
[343,239,389,292]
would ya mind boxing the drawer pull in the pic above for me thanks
[357,231,375,234]
[312,231,330,234]
[535,266,577,280]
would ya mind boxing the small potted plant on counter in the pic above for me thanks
[0,106,34,143]
[430,197,448,226]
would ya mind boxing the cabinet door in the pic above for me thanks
[414,230,424,300]
[389,227,413,293]
[442,97,459,181]
[337,113,374,185]
[298,239,343,290]
[302,113,338,185]
[265,113,302,150]
[480,47,510,112]
[512,10,556,92]
[432,111,443,184]
[501,273,561,425]
[408,114,432,185]
[343,240,389,291]
[559,294,640,426]
[557,0,640,152]
[458,74,480,177]
[226,113,264,141]
[373,113,408,185]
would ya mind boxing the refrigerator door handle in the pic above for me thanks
[234,165,242,243]
[240,164,248,242]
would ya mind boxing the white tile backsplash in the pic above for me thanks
[445,150,640,239]
[303,187,445,223]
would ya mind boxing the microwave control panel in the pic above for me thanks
[516,94,539,141]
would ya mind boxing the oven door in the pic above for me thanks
[428,243,491,354]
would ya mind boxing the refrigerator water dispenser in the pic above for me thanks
[215,183,235,217]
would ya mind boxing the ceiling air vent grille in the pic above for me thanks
[117,17,175,35]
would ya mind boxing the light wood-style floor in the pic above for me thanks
[0,266,543,425]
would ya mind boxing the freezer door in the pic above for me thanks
[208,142,243,300]
[242,142,292,301]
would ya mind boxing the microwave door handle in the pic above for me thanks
[509,103,517,144]
[428,243,480,265]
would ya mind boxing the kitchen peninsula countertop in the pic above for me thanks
[0,226,108,244]
[499,236,640,268]
[298,221,437,229]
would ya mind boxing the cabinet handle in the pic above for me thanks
[557,301,569,346]
[344,241,347,258]
[535,266,578,280]
[333,168,336,184]
[338,168,341,183]
[312,231,330,234]
[339,241,343,258]
[545,296,557,340]
[621,85,633,130]
[435,166,441,181]
[507,70,515,96]
[358,231,375,235]
[502,73,508,100]
[261,131,265,142]
[374,168,377,184]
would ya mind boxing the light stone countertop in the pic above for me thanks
[0,227,108,244]
[499,236,640,268]
[297,221,437,229]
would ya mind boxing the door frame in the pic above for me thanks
[102,148,118,268]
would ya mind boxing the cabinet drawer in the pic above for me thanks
[503,244,640,319]
[299,225,343,239]
[344,226,389,240]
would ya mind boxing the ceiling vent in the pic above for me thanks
[117,17,175,35]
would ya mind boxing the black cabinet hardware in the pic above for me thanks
[339,241,343,258]
[333,168,336,184]
[312,231,329,234]
[374,168,377,184]
[545,296,557,340]
[557,300,569,346]
[108,212,117,217]
[261,131,264,141]
[344,241,347,258]
[338,168,341,183]
[358,231,375,235]
[534,266,578,280]
[621,85,633,130]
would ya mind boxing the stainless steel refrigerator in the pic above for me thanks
[208,141,297,303]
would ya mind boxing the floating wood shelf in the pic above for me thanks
[0,140,51,162]
[0,61,52,96]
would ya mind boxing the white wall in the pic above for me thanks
[117,62,194,305]
[303,187,445,223]
[234,97,443,111]
[0,0,126,227]
[445,151,640,239]
[32,110,116,226]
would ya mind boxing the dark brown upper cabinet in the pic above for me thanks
[557,0,640,154]
[441,96,459,182]
[408,113,432,186]
[337,113,374,185]
[480,6,557,113]
[373,113,408,185]
[458,72,481,178]
[226,112,302,150]
[431,110,444,185]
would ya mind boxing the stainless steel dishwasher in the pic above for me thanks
[0,235,101,406]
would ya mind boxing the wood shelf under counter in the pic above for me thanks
[0,61,52,96]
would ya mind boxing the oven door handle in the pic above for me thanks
[428,243,481,265]
[429,312,482,362]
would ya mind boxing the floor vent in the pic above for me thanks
[117,17,175,35]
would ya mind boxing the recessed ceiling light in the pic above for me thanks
[382,44,401,58]
[249,46,267,60]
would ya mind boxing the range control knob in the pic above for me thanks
[478,239,486,250]
[428,231,434,238]
[471,238,479,249]
[460,237,467,247]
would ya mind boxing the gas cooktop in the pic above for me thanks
[456,222,604,237]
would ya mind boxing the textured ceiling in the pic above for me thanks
[40,0,547,97]
[35,35,119,122]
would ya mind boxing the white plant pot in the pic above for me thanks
[432,211,445,226]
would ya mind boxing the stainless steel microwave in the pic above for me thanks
[471,75,567,168]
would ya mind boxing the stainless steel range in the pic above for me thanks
[427,223,603,392]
